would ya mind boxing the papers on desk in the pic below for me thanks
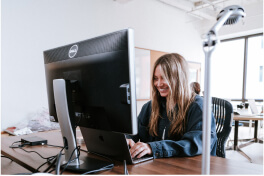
[4,127,33,136]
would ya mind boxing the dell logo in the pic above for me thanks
[68,44,78,58]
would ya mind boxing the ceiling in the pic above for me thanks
[157,0,262,21]
[114,0,263,21]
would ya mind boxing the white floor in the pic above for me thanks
[225,125,263,165]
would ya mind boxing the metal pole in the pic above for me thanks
[202,35,216,175]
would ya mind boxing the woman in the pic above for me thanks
[127,53,217,159]
[190,82,201,95]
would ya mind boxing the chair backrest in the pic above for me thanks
[212,97,233,158]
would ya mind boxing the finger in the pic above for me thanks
[137,148,148,158]
[130,146,141,158]
[129,139,135,147]
[126,139,135,148]
[130,144,143,158]
[129,142,141,153]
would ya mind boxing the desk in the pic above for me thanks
[1,130,263,175]
[232,114,263,162]
[233,114,263,150]
[1,156,31,175]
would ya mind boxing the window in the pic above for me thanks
[211,39,244,99]
[246,35,264,99]
[211,34,263,101]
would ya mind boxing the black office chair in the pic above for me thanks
[212,97,233,158]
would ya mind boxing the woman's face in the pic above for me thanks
[154,65,170,97]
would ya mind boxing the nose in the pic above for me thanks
[157,79,164,87]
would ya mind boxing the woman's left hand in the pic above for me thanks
[130,142,152,158]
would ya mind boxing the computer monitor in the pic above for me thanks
[43,29,137,173]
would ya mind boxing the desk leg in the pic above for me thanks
[254,120,258,142]
[234,121,238,150]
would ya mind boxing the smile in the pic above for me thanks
[159,88,169,92]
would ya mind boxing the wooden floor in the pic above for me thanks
[225,126,263,165]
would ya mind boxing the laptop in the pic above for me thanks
[248,99,263,116]
[80,127,153,164]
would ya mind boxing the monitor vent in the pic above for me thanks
[44,30,128,64]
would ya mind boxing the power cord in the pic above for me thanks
[81,165,114,175]
[9,140,114,174]
[19,147,55,160]
[10,141,64,173]
[36,156,56,172]
[55,150,63,175]
[39,146,65,173]
[1,155,13,161]
[59,146,81,174]
[48,145,114,175]
[79,149,114,175]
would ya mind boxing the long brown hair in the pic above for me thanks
[149,53,195,138]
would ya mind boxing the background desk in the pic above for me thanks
[233,114,263,150]
[1,130,263,175]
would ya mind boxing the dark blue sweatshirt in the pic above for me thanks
[130,95,217,159]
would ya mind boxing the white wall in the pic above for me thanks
[2,0,263,130]
[1,0,204,130]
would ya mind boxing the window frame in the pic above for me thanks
[220,33,263,102]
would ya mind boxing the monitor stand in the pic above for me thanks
[53,79,113,173]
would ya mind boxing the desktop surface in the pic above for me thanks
[1,130,263,175]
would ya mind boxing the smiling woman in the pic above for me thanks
[127,53,217,159]
[153,65,170,97]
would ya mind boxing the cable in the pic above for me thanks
[36,156,56,172]
[79,148,114,175]
[18,147,56,160]
[46,144,64,148]
[60,146,81,174]
[9,141,28,148]
[81,164,114,175]
[47,149,80,174]
[55,150,63,175]
[11,141,21,145]
[10,141,114,174]
[17,145,60,173]
[38,146,65,173]
[1,155,13,161]
[47,146,81,174]
[59,146,114,175]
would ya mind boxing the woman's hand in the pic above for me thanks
[129,142,152,158]
[126,139,135,148]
